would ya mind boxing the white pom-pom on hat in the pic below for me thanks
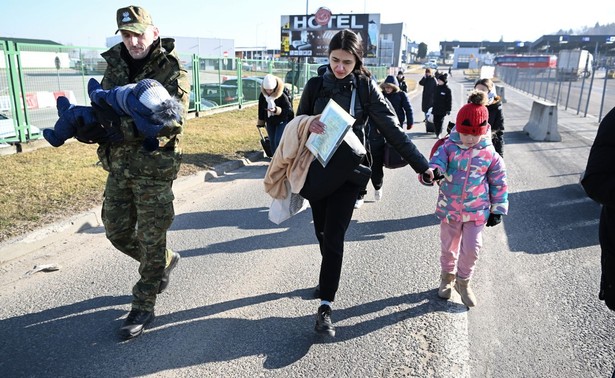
[133,79,172,111]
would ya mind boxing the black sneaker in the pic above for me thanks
[315,305,335,337]
[158,251,180,294]
[119,309,155,340]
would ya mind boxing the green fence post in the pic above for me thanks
[237,58,243,108]
[192,53,200,114]
[4,40,31,144]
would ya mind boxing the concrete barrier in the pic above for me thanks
[53,90,77,104]
[523,100,561,142]
[495,85,506,103]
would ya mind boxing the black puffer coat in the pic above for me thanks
[487,97,505,133]
[297,67,428,174]
[418,75,437,113]
[432,83,452,116]
[582,106,615,311]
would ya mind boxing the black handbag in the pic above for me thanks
[383,142,408,169]
[347,164,372,188]
[300,141,365,201]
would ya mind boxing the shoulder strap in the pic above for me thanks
[354,74,370,123]
[309,76,324,114]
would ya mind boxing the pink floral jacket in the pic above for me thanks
[429,128,508,224]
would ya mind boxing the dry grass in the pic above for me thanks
[0,104,262,242]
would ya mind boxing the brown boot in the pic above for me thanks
[454,277,477,307]
[438,272,456,299]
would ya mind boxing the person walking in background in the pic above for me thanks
[431,73,452,138]
[474,78,505,157]
[419,68,437,124]
[96,5,190,340]
[296,29,433,337]
[428,91,508,307]
[448,65,452,77]
[358,75,415,205]
[396,70,408,93]
[581,106,615,312]
[381,75,414,132]
[257,74,294,155]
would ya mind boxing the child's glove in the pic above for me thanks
[418,167,444,186]
[486,213,502,227]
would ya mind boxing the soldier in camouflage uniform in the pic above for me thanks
[97,5,190,340]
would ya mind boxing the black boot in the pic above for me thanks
[158,251,181,294]
[119,309,155,340]
[315,305,335,337]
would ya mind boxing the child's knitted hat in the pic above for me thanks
[262,74,278,90]
[133,79,183,125]
[455,91,489,136]
[437,73,448,84]
[134,79,172,110]
[380,75,400,91]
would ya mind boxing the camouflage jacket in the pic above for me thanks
[97,38,190,180]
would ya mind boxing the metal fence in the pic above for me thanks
[495,65,615,123]
[0,39,390,145]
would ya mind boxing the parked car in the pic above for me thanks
[201,83,240,105]
[187,92,218,110]
[188,83,240,108]
[188,88,218,109]
[424,59,438,69]
[0,113,41,141]
[222,77,263,102]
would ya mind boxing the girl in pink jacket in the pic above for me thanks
[429,91,508,307]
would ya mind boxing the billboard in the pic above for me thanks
[280,10,380,59]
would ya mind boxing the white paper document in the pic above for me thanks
[305,99,356,167]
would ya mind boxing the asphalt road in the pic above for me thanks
[0,72,613,377]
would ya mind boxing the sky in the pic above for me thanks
[2,0,615,53]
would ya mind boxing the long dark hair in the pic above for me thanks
[328,29,371,77]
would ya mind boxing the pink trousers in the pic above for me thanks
[440,220,484,279]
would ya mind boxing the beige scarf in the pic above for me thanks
[263,114,318,199]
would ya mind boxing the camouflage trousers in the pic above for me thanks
[102,174,175,312]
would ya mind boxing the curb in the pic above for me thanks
[0,150,267,265]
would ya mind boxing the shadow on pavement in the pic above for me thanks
[174,207,439,258]
[505,183,600,254]
[0,287,458,375]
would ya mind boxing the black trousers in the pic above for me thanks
[309,181,361,302]
[433,113,446,136]
[368,137,385,191]
[492,131,505,157]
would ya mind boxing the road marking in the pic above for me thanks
[546,197,593,207]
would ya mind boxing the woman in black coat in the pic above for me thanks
[358,75,415,206]
[474,78,505,157]
[418,68,437,122]
[257,74,294,155]
[296,29,433,337]
[581,106,615,311]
